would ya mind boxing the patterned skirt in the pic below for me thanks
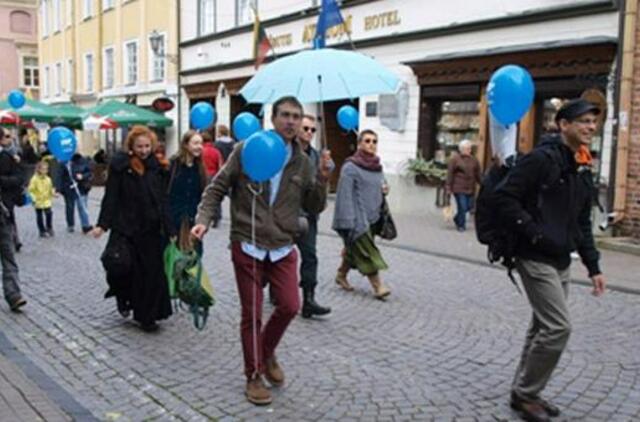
[345,229,388,276]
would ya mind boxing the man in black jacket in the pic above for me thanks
[0,127,26,311]
[496,99,606,422]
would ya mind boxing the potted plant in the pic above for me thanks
[404,157,448,187]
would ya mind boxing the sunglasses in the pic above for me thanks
[362,138,378,144]
[302,126,317,134]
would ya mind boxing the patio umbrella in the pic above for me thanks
[0,110,20,125]
[0,98,80,126]
[239,48,401,104]
[83,100,172,128]
[83,114,119,130]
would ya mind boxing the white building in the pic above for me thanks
[180,0,619,213]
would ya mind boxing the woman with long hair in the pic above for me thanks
[168,130,207,252]
[91,125,172,332]
[332,129,391,300]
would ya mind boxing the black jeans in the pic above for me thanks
[295,216,318,290]
[35,208,53,234]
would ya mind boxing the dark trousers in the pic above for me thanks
[63,191,90,229]
[0,218,21,303]
[295,216,318,291]
[454,193,473,229]
[231,242,300,378]
[35,208,53,234]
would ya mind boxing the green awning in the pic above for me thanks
[84,100,173,128]
[0,98,81,127]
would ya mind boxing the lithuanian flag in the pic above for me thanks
[253,12,272,69]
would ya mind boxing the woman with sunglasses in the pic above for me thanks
[332,129,391,300]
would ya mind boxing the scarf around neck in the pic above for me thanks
[346,149,382,172]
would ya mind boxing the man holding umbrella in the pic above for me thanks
[192,96,332,406]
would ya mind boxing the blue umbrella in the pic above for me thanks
[240,48,400,104]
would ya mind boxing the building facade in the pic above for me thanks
[38,0,179,154]
[0,0,39,100]
[180,0,620,215]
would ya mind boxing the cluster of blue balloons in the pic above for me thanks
[47,127,77,162]
[241,130,286,182]
[337,105,358,131]
[8,90,26,109]
[190,102,216,130]
[487,65,534,126]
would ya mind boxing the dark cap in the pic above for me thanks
[555,99,600,123]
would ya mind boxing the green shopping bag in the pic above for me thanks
[163,240,184,298]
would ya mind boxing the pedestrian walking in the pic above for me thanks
[445,139,481,232]
[27,161,56,238]
[333,129,391,300]
[0,129,24,252]
[191,96,330,406]
[495,99,606,422]
[168,130,207,253]
[295,114,331,319]
[214,124,235,161]
[91,125,173,333]
[56,153,93,234]
[202,131,224,179]
[0,127,26,312]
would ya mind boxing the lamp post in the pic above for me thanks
[149,29,178,64]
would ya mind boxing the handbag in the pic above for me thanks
[100,232,133,278]
[373,198,397,240]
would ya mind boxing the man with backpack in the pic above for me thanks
[493,99,606,422]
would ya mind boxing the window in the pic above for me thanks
[124,40,138,85]
[55,62,62,96]
[84,53,94,92]
[199,0,215,35]
[41,0,49,37]
[235,0,254,27]
[53,0,61,31]
[148,34,165,82]
[103,47,114,89]
[67,59,74,93]
[10,11,32,34]
[103,0,115,10]
[66,0,73,27]
[43,65,50,98]
[22,57,39,88]
[83,0,93,19]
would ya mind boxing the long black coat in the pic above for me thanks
[97,152,172,324]
[0,150,24,210]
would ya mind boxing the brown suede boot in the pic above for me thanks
[368,273,391,300]
[335,258,354,291]
[264,355,285,387]
[245,375,272,405]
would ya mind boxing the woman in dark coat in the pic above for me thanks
[168,130,207,253]
[91,125,172,332]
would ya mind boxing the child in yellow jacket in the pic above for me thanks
[28,161,57,237]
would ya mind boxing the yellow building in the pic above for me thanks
[38,0,179,154]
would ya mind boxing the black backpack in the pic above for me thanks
[475,143,565,291]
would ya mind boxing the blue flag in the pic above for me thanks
[313,0,344,49]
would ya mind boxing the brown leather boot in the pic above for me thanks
[368,273,391,300]
[264,356,285,387]
[335,258,354,291]
[245,375,272,405]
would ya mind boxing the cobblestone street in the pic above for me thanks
[1,195,639,421]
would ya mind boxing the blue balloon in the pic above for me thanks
[190,102,216,130]
[8,90,26,109]
[337,105,358,131]
[241,130,287,182]
[47,127,77,162]
[233,112,261,140]
[487,65,535,126]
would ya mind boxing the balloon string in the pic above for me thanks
[67,161,89,221]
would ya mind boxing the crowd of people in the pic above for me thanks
[0,96,608,421]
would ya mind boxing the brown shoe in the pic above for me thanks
[368,274,391,300]
[245,375,272,406]
[9,297,26,312]
[264,356,284,387]
[510,392,551,422]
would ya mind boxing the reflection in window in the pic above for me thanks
[236,0,255,27]
[199,0,215,35]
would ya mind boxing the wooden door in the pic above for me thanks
[323,100,358,192]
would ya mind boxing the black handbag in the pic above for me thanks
[101,232,133,277]
[373,198,397,240]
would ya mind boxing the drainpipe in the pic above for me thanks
[611,0,637,227]
[176,0,182,139]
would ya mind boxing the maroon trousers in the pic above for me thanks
[231,242,300,378]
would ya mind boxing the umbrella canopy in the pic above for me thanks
[50,103,85,128]
[0,110,20,125]
[240,48,401,104]
[0,98,80,126]
[83,114,119,130]
[84,100,172,128]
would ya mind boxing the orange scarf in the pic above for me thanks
[575,145,593,166]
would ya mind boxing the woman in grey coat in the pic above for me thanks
[332,129,390,300]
